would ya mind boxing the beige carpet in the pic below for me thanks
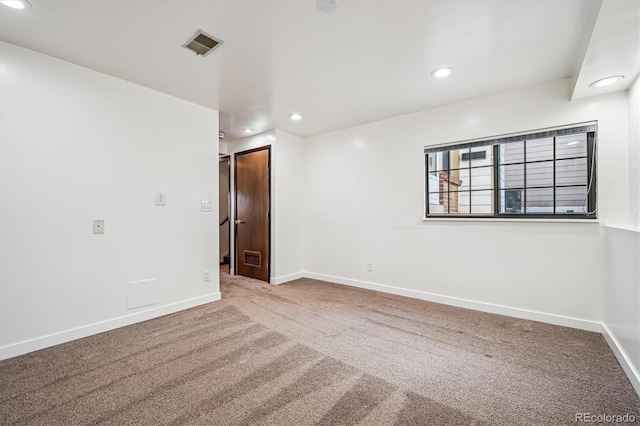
[1,273,638,425]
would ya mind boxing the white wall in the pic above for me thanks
[220,130,304,283]
[0,42,220,358]
[302,79,631,329]
[601,75,640,394]
[273,130,304,282]
[629,76,640,228]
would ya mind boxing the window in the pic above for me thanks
[425,123,597,219]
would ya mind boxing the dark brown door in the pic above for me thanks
[234,146,270,282]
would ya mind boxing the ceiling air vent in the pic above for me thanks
[182,30,223,57]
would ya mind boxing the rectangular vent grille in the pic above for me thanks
[244,250,261,267]
[182,30,223,57]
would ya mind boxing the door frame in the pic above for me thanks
[233,145,271,283]
[219,155,231,270]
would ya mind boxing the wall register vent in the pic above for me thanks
[182,30,223,57]
[244,250,261,267]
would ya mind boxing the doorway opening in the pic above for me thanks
[219,156,231,274]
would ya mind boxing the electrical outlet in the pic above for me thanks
[92,219,105,234]
[203,271,210,282]
[367,261,373,272]
[155,192,167,206]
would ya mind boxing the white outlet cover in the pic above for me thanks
[92,219,105,234]
[155,192,167,206]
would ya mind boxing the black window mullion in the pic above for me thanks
[445,151,450,213]
[425,153,430,216]
[552,136,556,215]
[493,145,499,216]
[443,151,450,174]
[523,140,527,213]
[586,132,596,215]
[467,149,471,214]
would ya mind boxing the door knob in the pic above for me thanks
[235,219,245,225]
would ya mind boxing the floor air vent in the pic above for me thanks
[182,30,223,57]
[244,250,261,267]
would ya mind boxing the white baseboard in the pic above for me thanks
[303,272,638,395]
[303,272,602,332]
[601,323,640,396]
[271,272,305,285]
[0,292,221,361]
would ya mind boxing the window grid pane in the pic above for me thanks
[455,191,470,214]
[500,141,524,165]
[526,138,553,162]
[501,164,524,188]
[556,186,588,213]
[471,190,493,214]
[470,166,493,191]
[525,187,554,214]
[556,134,587,159]
[556,158,587,187]
[500,189,524,214]
[526,161,554,188]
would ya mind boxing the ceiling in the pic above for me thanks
[0,0,638,142]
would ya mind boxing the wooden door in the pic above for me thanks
[234,146,270,282]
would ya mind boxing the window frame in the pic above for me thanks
[424,123,597,220]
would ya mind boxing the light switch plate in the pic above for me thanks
[201,200,211,212]
[92,219,105,234]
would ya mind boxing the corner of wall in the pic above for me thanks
[601,322,640,397]
[628,76,640,228]
[602,225,640,397]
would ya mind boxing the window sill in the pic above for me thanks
[423,217,600,224]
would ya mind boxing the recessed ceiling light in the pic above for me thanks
[0,0,31,9]
[243,128,254,134]
[589,75,625,88]
[316,0,337,13]
[431,67,453,78]
[289,113,302,121]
